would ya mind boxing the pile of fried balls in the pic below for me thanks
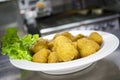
[30,31,103,63]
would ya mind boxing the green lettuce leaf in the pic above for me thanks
[1,27,39,61]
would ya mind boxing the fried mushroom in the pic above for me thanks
[30,38,49,53]
[77,38,100,57]
[32,48,50,63]
[89,32,103,45]
[54,36,79,62]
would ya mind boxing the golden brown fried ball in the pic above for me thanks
[89,32,103,45]
[72,42,80,59]
[48,40,54,51]
[30,38,49,53]
[61,32,75,41]
[77,38,100,57]
[54,36,79,62]
[72,42,78,49]
[32,48,50,63]
[74,34,85,41]
[48,52,59,63]
[53,32,75,41]
[53,33,61,39]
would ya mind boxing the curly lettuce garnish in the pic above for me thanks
[1,27,39,61]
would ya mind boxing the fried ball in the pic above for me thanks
[72,42,78,49]
[89,32,103,45]
[77,38,100,57]
[72,42,80,59]
[53,32,75,41]
[32,48,50,63]
[74,34,85,41]
[54,36,79,62]
[61,32,75,41]
[48,40,54,51]
[48,52,59,63]
[53,33,62,40]
[30,38,48,53]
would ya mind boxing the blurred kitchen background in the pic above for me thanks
[0,0,120,80]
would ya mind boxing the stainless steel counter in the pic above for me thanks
[0,29,120,80]
[40,14,119,35]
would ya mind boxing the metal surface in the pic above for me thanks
[0,0,9,2]
[0,0,26,38]
[40,14,119,36]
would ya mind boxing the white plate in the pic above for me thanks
[10,30,119,75]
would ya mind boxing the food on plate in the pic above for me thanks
[53,32,75,41]
[1,28,103,63]
[48,40,54,51]
[30,38,49,53]
[77,38,100,57]
[32,48,50,63]
[74,34,86,41]
[48,52,59,63]
[53,36,79,62]
[89,32,103,45]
